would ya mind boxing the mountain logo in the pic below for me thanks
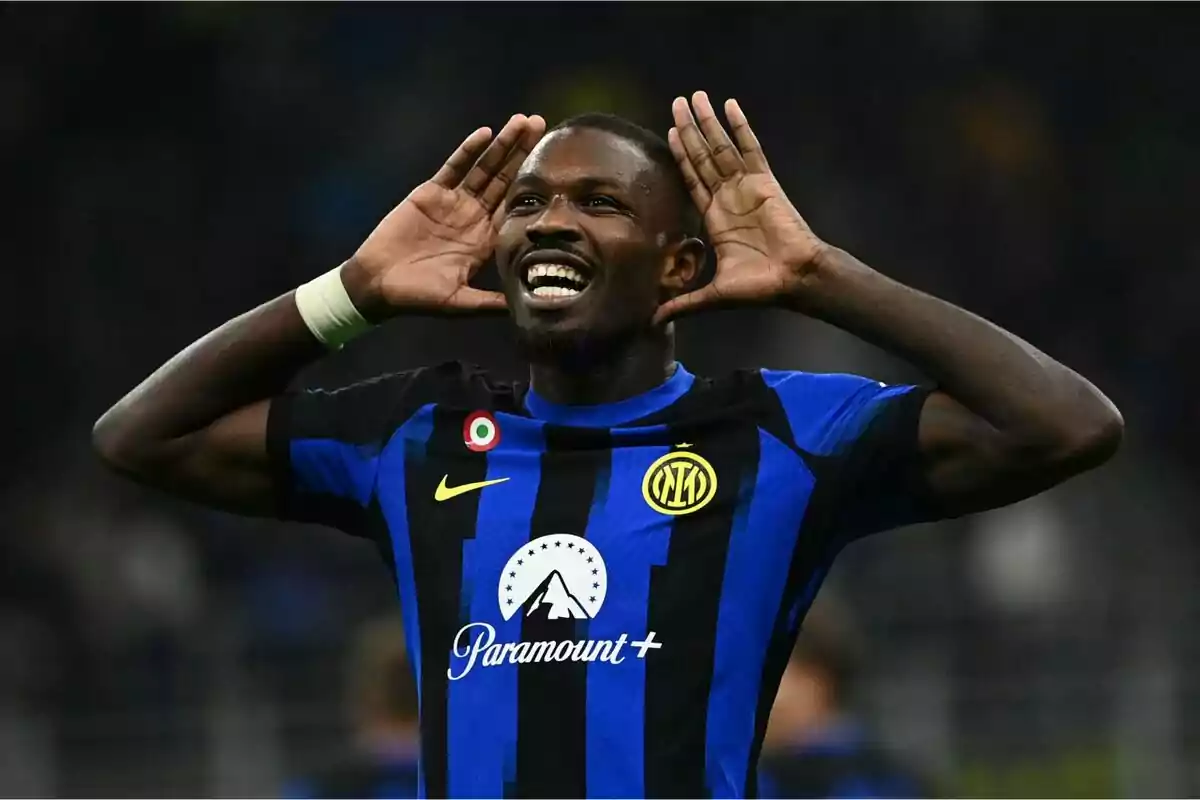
[498,533,608,621]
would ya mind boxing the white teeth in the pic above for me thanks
[531,285,581,299]
[524,262,587,289]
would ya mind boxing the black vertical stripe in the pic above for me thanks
[405,406,490,800]
[643,416,761,798]
[515,425,610,799]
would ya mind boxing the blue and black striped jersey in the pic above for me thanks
[267,361,936,799]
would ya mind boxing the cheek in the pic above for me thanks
[494,219,526,270]
[591,226,660,277]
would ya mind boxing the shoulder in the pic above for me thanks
[272,361,525,444]
[656,367,929,461]
[367,360,523,411]
[667,368,899,411]
[758,368,901,411]
[756,368,931,455]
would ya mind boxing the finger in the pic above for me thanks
[671,96,723,191]
[668,127,712,210]
[691,91,743,177]
[725,99,770,174]
[449,287,508,315]
[478,114,546,212]
[460,114,529,197]
[431,127,493,189]
[652,284,724,326]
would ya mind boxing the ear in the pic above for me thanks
[659,237,707,296]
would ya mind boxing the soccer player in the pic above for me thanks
[759,616,934,798]
[287,616,421,799]
[93,91,1122,798]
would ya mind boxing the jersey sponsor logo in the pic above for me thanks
[463,410,500,452]
[433,475,510,502]
[447,534,663,680]
[497,533,607,620]
[641,448,718,516]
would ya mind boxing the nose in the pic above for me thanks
[526,196,583,244]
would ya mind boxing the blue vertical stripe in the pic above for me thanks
[378,408,434,690]
[447,415,544,798]
[290,438,379,505]
[705,431,814,797]
[378,407,435,800]
[585,435,672,799]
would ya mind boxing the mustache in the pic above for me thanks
[511,243,594,270]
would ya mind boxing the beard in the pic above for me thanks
[513,321,643,371]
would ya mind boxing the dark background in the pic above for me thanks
[1,3,1196,796]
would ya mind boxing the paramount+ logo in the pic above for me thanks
[641,448,718,516]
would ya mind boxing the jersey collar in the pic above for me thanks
[523,362,694,427]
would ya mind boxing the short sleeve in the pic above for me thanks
[266,366,450,533]
[761,370,937,539]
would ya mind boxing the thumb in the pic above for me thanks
[450,287,509,315]
[652,285,719,326]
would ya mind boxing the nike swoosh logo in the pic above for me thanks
[434,475,510,502]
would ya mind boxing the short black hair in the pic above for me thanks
[551,112,702,240]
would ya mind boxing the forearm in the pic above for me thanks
[792,247,1122,449]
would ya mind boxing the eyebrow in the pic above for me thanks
[511,175,627,193]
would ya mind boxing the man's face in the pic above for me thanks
[495,127,700,360]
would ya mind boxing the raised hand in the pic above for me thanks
[344,114,546,320]
[654,92,827,324]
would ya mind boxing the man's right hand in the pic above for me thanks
[93,114,545,517]
[343,113,546,321]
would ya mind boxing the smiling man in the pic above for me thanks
[93,93,1123,799]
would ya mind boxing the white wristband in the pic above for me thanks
[294,265,373,350]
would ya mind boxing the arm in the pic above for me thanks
[92,292,325,515]
[661,91,1122,519]
[93,114,544,517]
[793,247,1123,516]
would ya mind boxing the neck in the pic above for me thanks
[529,326,676,406]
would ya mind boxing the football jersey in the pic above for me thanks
[267,361,936,799]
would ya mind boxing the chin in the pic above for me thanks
[513,324,590,366]
[513,321,635,368]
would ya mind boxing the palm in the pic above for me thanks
[656,93,825,323]
[351,115,545,315]
[702,174,813,304]
[366,183,496,310]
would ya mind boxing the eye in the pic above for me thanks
[585,195,621,211]
[508,194,543,213]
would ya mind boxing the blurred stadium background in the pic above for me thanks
[2,3,1197,797]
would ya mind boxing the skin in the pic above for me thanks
[93,92,1123,523]
[494,126,704,405]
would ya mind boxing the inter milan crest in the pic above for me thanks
[641,448,718,516]
[463,410,500,452]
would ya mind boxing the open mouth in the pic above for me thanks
[519,253,594,302]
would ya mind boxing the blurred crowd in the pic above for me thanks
[2,4,1197,796]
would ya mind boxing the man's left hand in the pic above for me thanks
[654,91,827,325]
